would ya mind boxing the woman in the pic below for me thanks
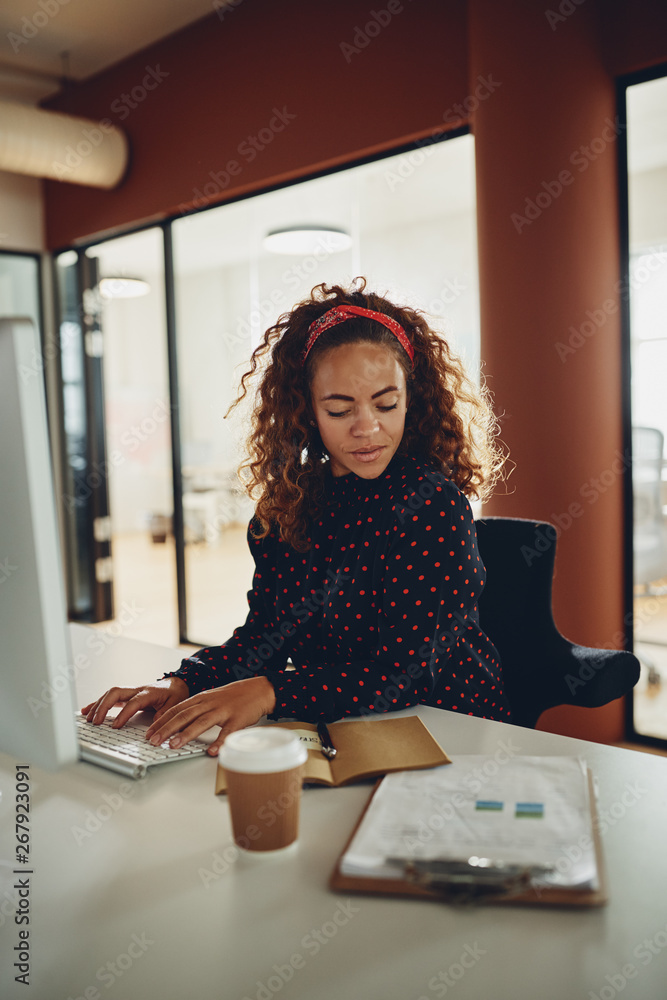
[83,279,512,755]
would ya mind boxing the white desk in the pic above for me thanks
[1,624,666,1000]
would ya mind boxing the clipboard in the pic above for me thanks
[330,766,608,907]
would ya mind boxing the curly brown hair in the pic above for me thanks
[225,278,507,551]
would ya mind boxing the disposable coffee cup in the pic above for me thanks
[218,728,308,853]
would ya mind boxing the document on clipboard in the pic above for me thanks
[330,755,607,906]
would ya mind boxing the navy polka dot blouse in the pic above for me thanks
[163,452,512,724]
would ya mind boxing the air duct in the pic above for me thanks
[0,100,129,189]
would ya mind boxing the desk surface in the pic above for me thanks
[1,624,666,1000]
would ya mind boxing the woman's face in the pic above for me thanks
[310,341,408,478]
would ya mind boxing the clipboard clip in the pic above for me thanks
[385,855,555,905]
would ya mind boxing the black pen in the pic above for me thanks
[316,721,337,759]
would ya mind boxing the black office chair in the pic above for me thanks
[474,516,640,729]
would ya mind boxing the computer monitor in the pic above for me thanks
[0,317,79,769]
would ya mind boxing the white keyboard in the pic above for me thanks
[76,714,210,779]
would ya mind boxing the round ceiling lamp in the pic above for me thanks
[263,225,352,255]
[98,277,150,299]
[56,250,79,268]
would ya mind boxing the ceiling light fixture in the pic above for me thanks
[263,225,352,256]
[98,276,150,299]
[56,250,78,268]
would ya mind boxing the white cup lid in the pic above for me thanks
[218,728,308,773]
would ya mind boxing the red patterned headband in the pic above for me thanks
[301,304,414,366]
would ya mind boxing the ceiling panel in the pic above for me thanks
[0,0,223,97]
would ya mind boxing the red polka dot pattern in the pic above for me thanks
[162,453,512,724]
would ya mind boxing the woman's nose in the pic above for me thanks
[351,409,380,434]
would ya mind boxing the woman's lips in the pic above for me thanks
[350,446,386,463]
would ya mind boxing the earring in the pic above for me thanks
[310,420,316,427]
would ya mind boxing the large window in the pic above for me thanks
[82,229,176,645]
[172,134,479,646]
[51,132,480,650]
[625,72,667,746]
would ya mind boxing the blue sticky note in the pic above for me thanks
[515,802,544,818]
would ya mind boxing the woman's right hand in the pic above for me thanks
[81,676,190,729]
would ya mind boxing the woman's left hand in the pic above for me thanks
[144,676,277,756]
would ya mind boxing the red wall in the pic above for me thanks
[43,0,468,246]
[42,0,667,742]
[469,0,627,742]
[603,0,667,75]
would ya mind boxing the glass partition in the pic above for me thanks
[54,252,94,618]
[626,73,667,745]
[83,228,177,645]
[172,134,479,646]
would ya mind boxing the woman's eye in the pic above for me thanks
[326,403,398,418]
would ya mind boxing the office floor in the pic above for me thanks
[90,530,667,756]
[633,585,667,742]
[94,528,253,652]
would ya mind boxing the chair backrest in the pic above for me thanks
[632,426,667,586]
[632,426,664,529]
[474,516,640,728]
[475,517,563,726]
